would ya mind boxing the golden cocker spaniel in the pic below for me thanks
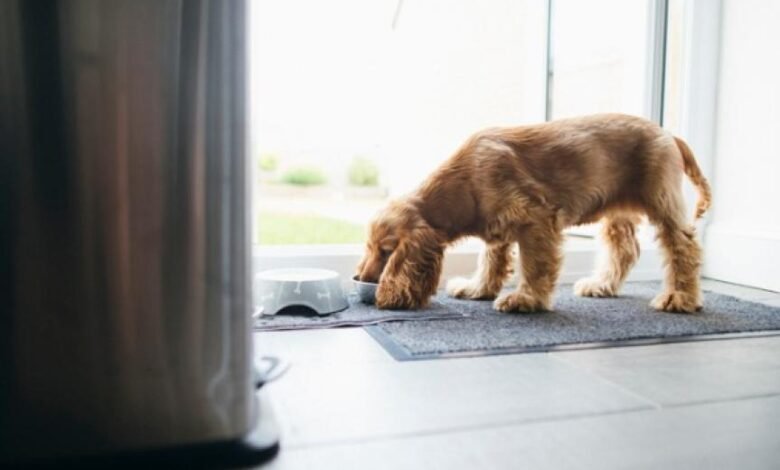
[356,114,711,313]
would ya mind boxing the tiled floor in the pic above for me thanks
[254,280,780,470]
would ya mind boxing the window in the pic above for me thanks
[548,0,654,120]
[249,0,547,246]
[249,0,675,249]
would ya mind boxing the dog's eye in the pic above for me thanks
[380,248,392,258]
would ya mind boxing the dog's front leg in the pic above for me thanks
[447,242,512,300]
[494,224,563,313]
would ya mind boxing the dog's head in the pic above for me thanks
[357,199,444,309]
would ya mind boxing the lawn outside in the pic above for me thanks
[256,211,366,245]
[255,185,388,245]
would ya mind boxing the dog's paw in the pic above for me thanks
[445,277,476,298]
[650,291,702,313]
[573,277,618,298]
[446,277,498,300]
[493,291,549,313]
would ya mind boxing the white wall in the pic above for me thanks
[704,0,780,291]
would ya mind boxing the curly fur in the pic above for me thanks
[357,200,445,309]
[357,113,711,313]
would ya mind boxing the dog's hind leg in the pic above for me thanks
[574,214,641,298]
[647,196,704,313]
[447,242,512,300]
[494,222,563,312]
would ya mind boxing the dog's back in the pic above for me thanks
[463,113,687,226]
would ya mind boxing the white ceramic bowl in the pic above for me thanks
[255,268,348,316]
[352,275,378,304]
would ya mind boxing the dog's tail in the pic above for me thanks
[674,136,712,220]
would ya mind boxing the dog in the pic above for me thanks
[356,114,711,313]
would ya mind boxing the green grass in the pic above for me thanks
[256,211,366,245]
[279,166,327,186]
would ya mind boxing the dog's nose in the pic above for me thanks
[358,264,380,283]
[359,272,379,283]
[357,259,383,284]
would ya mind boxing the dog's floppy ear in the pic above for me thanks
[375,225,443,310]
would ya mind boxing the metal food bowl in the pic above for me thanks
[254,268,348,316]
[352,275,378,304]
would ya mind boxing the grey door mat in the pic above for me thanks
[364,282,780,361]
[253,293,467,331]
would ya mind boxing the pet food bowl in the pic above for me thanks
[352,275,378,304]
[255,268,348,316]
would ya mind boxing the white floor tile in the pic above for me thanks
[254,327,394,366]
[551,335,780,406]
[701,278,780,301]
[262,394,780,470]
[264,352,653,448]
